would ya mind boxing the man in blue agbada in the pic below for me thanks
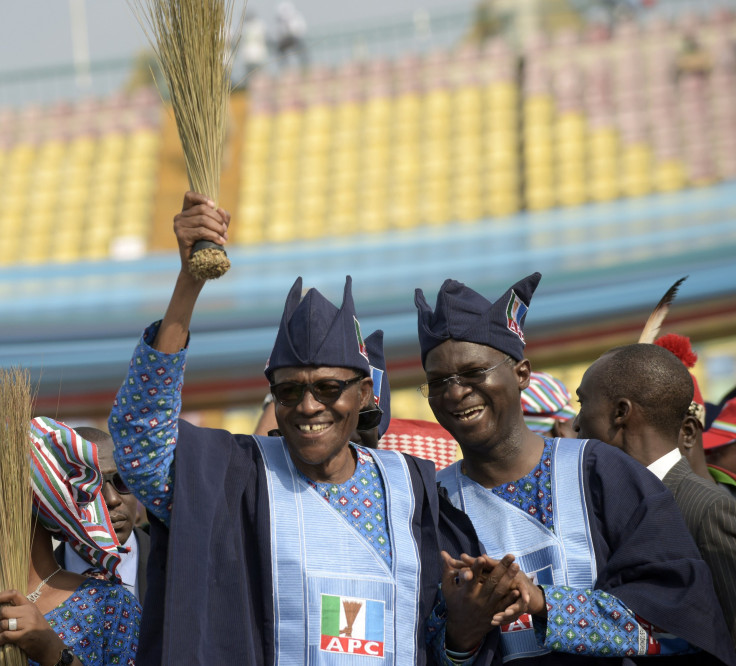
[415,273,736,665]
[108,192,530,665]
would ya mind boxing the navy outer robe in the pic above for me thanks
[137,420,501,665]
[443,439,736,666]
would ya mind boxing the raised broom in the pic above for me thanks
[0,368,33,666]
[129,0,244,280]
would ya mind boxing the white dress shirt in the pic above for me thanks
[646,448,683,481]
[64,530,139,598]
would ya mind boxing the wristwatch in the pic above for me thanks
[54,647,75,666]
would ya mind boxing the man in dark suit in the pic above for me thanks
[54,427,149,602]
[575,342,736,648]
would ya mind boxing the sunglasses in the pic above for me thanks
[270,375,363,407]
[102,472,131,495]
[356,406,384,432]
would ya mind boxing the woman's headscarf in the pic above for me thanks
[30,416,123,580]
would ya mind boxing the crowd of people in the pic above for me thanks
[1,190,736,665]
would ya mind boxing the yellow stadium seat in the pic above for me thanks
[589,178,619,202]
[653,160,687,192]
[621,145,653,196]
[265,220,296,244]
[425,89,451,114]
[487,192,520,217]
[454,86,483,112]
[485,131,518,158]
[238,220,264,245]
[303,105,332,131]
[524,95,554,118]
[526,186,555,211]
[353,208,384,232]
[488,169,520,193]
[486,86,518,115]
[485,109,518,133]
[524,142,554,166]
[525,163,554,186]
[557,179,587,207]
[390,204,420,230]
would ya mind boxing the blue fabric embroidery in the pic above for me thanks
[541,586,697,656]
[109,321,178,525]
[298,445,392,567]
[491,438,554,530]
[31,578,140,665]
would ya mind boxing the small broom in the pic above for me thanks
[0,368,34,666]
[129,0,244,280]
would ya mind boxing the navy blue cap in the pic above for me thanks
[415,273,542,367]
[365,330,391,438]
[265,276,371,381]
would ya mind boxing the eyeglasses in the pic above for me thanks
[270,375,363,407]
[102,472,131,495]
[418,357,512,398]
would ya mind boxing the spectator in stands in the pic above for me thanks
[521,371,577,438]
[274,2,308,69]
[704,397,736,500]
[108,190,535,665]
[675,32,713,81]
[0,417,140,666]
[232,13,268,90]
[574,342,736,649]
[54,426,150,602]
[465,0,506,44]
[415,273,735,662]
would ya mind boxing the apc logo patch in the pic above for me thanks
[320,594,385,657]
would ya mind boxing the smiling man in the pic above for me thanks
[415,274,735,665]
[107,192,530,665]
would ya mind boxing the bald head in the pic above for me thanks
[597,344,694,438]
[74,426,115,473]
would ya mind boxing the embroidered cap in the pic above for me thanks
[703,398,736,450]
[415,273,542,367]
[654,334,705,427]
[365,330,391,437]
[521,371,577,434]
[265,276,371,381]
[30,417,123,580]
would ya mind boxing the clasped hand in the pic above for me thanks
[441,551,546,652]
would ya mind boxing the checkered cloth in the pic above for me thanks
[379,418,458,470]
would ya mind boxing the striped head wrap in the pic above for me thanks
[30,416,122,580]
[521,372,577,435]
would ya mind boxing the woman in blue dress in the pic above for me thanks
[0,417,140,666]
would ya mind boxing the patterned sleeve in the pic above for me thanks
[426,590,480,665]
[109,321,187,527]
[102,585,142,664]
[538,585,699,657]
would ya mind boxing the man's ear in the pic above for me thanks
[679,415,699,450]
[359,376,374,410]
[613,398,633,427]
[515,358,532,390]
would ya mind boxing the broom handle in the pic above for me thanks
[191,240,227,255]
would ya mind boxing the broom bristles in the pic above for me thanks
[129,0,245,201]
[0,368,34,666]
